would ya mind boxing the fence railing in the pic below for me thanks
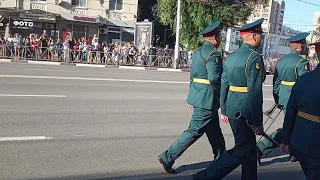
[0,45,191,69]
[1,45,318,71]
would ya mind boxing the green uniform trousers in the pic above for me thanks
[159,107,226,164]
[257,109,286,154]
[257,128,282,153]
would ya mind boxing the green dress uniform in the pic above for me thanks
[194,18,265,180]
[273,32,310,110]
[282,44,320,179]
[257,32,310,159]
[158,21,226,174]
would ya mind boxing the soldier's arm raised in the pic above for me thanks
[296,58,310,77]
[207,52,223,87]
[247,54,264,127]
[282,79,299,145]
[273,65,281,104]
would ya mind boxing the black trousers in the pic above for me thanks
[195,118,257,180]
[291,147,320,180]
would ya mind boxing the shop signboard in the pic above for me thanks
[135,20,153,51]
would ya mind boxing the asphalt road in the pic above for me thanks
[0,62,304,180]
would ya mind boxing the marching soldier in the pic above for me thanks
[158,20,226,174]
[280,41,320,180]
[193,18,265,180]
[257,32,310,163]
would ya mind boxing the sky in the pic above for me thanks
[283,0,320,32]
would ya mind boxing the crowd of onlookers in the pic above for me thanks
[0,32,318,69]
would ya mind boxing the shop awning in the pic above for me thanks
[60,13,98,24]
[106,19,135,29]
[0,8,59,22]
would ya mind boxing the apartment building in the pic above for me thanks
[311,12,320,42]
[247,0,285,34]
[0,0,138,44]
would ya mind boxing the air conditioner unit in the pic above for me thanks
[99,28,108,35]
[46,24,55,29]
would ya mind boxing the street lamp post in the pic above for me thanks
[173,0,181,69]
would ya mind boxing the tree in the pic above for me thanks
[156,0,268,49]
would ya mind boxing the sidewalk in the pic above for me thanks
[0,59,190,73]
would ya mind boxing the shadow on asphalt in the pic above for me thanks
[26,162,305,180]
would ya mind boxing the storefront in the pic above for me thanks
[10,19,56,37]
[59,14,99,41]
[99,19,135,45]
[0,9,58,38]
[0,16,9,35]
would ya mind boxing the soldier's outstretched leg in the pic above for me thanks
[257,128,282,152]
[193,118,257,180]
[159,107,224,174]
[204,110,226,160]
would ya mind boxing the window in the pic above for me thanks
[71,0,86,7]
[109,0,123,11]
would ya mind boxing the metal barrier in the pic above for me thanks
[0,45,191,69]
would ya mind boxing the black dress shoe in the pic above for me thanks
[158,156,178,174]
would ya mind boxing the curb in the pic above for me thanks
[0,59,12,63]
[27,61,61,66]
[75,63,105,68]
[119,66,146,70]
[157,68,183,72]
[0,59,190,73]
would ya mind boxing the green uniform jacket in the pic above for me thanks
[186,41,222,110]
[273,50,309,108]
[282,65,320,153]
[220,43,264,127]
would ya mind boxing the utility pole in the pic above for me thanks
[173,0,181,69]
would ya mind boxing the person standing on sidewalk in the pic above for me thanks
[158,20,226,174]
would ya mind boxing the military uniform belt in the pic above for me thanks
[193,78,210,85]
[229,86,248,93]
[281,81,295,86]
[298,111,320,123]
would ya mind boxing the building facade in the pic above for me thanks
[246,0,285,34]
[224,28,296,58]
[311,12,320,42]
[0,0,138,44]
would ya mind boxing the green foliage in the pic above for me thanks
[157,0,266,49]
[317,17,320,33]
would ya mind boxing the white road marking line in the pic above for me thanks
[0,94,66,98]
[0,75,274,86]
[0,136,52,142]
